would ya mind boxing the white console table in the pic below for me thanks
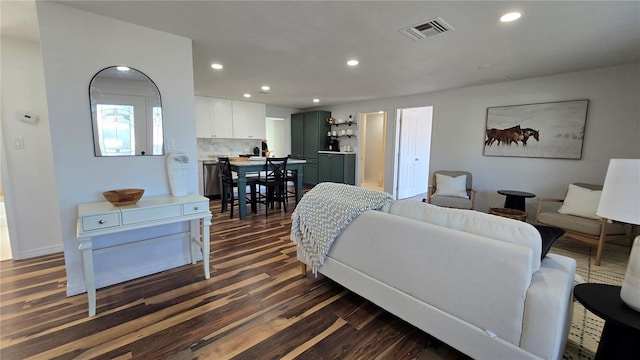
[77,193,212,316]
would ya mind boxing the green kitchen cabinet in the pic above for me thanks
[318,152,356,185]
[291,112,304,157]
[291,110,331,185]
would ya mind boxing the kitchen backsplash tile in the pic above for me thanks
[197,138,261,159]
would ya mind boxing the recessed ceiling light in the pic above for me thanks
[500,12,521,22]
[243,93,251,98]
[313,99,320,103]
[211,63,223,70]
[347,59,359,66]
[116,66,130,72]
[261,85,270,91]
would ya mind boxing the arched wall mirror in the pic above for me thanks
[89,66,163,156]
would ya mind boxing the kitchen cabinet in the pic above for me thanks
[195,96,232,138]
[318,152,356,185]
[195,96,264,139]
[232,100,266,139]
[291,110,331,185]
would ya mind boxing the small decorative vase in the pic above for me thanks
[166,152,189,196]
[621,236,640,312]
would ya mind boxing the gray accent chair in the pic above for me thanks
[426,170,476,210]
[535,183,635,266]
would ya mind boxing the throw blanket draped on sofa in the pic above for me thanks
[291,182,392,274]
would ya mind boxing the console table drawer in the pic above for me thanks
[122,204,182,225]
[183,200,209,215]
[81,212,121,232]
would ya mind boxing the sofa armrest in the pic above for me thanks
[521,254,576,360]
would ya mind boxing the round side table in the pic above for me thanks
[573,283,640,360]
[497,190,535,212]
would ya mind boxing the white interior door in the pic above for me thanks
[396,106,432,199]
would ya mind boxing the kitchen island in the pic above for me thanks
[229,158,307,219]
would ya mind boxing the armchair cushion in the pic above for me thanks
[435,173,469,198]
[557,184,602,220]
[537,212,628,236]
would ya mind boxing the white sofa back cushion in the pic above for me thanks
[384,200,542,272]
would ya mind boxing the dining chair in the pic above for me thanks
[218,157,258,218]
[285,155,302,204]
[257,157,288,216]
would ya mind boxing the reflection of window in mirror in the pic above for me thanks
[96,104,135,155]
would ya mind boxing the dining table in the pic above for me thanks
[229,158,307,219]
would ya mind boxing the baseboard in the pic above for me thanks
[15,244,64,260]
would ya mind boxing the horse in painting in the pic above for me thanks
[485,125,522,146]
[520,128,539,146]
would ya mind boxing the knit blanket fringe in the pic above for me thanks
[291,182,392,275]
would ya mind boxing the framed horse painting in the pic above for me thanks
[483,99,589,159]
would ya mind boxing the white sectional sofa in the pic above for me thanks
[297,199,576,360]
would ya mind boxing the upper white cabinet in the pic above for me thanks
[195,96,265,139]
[232,100,266,139]
[211,98,233,138]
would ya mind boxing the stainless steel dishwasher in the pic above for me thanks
[202,161,221,198]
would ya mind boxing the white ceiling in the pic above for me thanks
[3,1,640,110]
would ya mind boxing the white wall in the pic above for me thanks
[0,37,63,259]
[35,2,199,296]
[328,63,640,216]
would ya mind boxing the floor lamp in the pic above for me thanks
[596,158,640,311]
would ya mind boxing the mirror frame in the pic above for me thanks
[89,66,164,157]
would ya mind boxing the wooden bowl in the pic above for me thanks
[102,188,144,206]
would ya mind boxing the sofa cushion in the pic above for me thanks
[558,184,602,220]
[429,195,473,210]
[385,200,542,272]
[435,173,469,198]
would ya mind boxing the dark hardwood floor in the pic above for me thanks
[0,197,469,360]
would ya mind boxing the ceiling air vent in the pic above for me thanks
[400,17,454,40]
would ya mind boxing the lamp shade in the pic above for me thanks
[597,159,640,312]
[596,159,640,225]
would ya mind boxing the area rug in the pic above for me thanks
[548,238,630,360]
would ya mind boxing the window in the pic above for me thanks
[96,104,135,156]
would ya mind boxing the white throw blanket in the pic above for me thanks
[291,182,392,275]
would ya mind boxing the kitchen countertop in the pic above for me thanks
[318,151,356,154]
